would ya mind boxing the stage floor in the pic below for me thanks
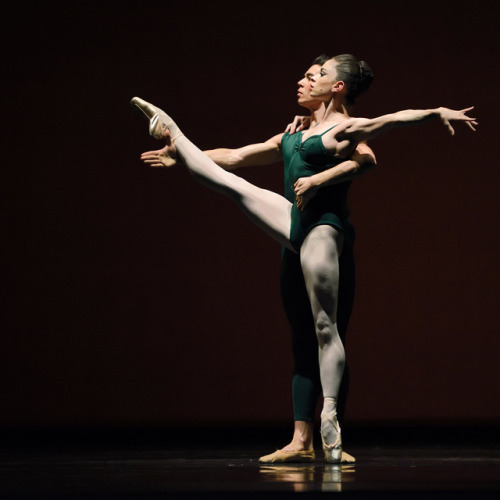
[1,426,499,499]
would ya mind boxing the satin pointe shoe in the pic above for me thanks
[258,448,316,464]
[131,97,180,140]
[320,409,342,463]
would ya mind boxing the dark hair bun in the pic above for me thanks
[331,54,374,105]
[358,60,374,93]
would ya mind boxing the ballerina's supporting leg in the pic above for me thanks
[300,225,345,463]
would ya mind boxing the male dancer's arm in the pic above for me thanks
[294,143,376,210]
[141,132,376,209]
[141,134,283,169]
[204,134,284,170]
[205,137,376,211]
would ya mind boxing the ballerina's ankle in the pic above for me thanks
[170,130,184,142]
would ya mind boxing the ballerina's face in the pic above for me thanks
[310,59,342,100]
[297,64,323,109]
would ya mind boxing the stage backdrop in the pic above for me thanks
[2,0,499,428]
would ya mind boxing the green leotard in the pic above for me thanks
[281,126,351,250]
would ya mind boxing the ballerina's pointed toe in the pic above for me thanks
[321,409,343,464]
[130,96,172,139]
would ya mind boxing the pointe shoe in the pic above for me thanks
[258,448,316,464]
[320,409,342,463]
[131,97,181,140]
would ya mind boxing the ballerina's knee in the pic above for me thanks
[315,311,336,347]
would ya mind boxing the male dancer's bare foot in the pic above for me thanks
[258,421,314,463]
[258,420,355,464]
[341,450,356,463]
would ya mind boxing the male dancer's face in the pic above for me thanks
[297,64,323,111]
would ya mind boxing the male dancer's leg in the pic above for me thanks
[281,248,321,423]
[336,222,355,424]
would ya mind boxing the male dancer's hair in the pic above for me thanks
[312,54,330,66]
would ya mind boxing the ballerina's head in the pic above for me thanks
[310,54,374,107]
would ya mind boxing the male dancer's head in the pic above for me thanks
[297,54,330,111]
[294,54,330,127]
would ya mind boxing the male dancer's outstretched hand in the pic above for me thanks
[140,130,179,168]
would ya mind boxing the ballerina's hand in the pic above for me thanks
[140,130,178,168]
[294,177,319,211]
[438,106,478,135]
[285,115,311,134]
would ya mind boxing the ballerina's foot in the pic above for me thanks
[130,97,182,140]
[321,409,342,463]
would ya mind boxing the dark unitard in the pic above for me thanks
[280,127,356,424]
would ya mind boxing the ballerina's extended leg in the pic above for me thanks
[132,97,295,251]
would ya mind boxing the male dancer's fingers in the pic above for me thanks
[141,150,159,159]
[142,158,163,168]
[141,156,159,164]
[142,156,176,168]
[285,120,297,134]
[297,196,309,211]
[286,115,308,135]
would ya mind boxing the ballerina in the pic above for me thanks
[131,57,476,463]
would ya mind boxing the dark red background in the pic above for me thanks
[2,0,499,429]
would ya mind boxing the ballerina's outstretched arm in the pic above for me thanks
[322,106,478,158]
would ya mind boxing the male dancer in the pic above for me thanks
[133,73,475,465]
[140,55,376,463]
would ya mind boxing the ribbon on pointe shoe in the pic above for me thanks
[131,97,183,141]
[320,409,342,464]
